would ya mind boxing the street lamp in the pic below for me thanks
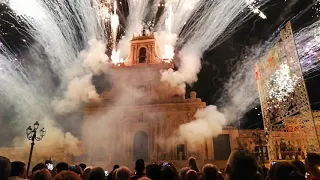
[252,129,269,165]
[26,121,46,176]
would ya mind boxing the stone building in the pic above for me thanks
[2,32,319,170]
[81,33,239,169]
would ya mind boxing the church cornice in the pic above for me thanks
[83,102,206,115]
[112,62,173,69]
[131,34,155,41]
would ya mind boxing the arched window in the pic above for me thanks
[133,131,149,161]
[139,47,147,63]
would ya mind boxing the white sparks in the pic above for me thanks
[246,0,267,19]
[267,63,299,101]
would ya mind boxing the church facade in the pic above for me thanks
[81,33,239,169]
[2,32,320,170]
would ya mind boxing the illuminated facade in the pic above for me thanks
[252,22,320,161]
[82,33,239,169]
[2,24,319,169]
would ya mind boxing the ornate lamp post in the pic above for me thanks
[252,130,269,165]
[26,121,46,175]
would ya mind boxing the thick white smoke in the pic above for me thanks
[178,105,227,142]
[82,67,163,168]
[161,0,264,90]
[160,49,201,93]
[0,48,83,159]
[0,0,106,159]
[154,31,178,59]
[81,39,110,75]
[13,118,83,158]
[52,74,99,114]
[53,39,109,114]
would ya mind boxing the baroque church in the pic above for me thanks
[0,30,319,170]
[81,32,239,169]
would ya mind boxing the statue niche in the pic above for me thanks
[139,47,147,63]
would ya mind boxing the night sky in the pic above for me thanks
[192,0,320,129]
[0,0,319,138]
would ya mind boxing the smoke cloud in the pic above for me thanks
[159,0,271,94]
[53,39,109,115]
[12,118,82,161]
[0,0,105,160]
[52,74,99,114]
[178,105,227,142]
[154,31,178,59]
[81,67,164,167]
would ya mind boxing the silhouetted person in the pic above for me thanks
[32,163,46,174]
[292,160,306,176]
[202,164,218,180]
[261,165,268,179]
[32,169,52,180]
[254,172,264,180]
[81,167,92,180]
[55,163,69,174]
[130,159,146,180]
[0,156,11,180]
[9,161,27,180]
[146,164,161,180]
[116,166,131,180]
[224,149,258,180]
[107,165,120,180]
[188,157,200,173]
[185,170,198,180]
[69,165,82,175]
[306,153,320,180]
[53,171,81,180]
[180,167,191,180]
[268,162,304,180]
[79,163,86,171]
[161,166,175,180]
[88,167,105,180]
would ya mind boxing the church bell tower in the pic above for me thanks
[125,29,161,66]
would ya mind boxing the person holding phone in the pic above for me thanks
[45,159,53,171]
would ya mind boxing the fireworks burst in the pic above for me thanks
[246,0,267,19]
[267,63,299,101]
[295,18,320,75]
[0,0,314,154]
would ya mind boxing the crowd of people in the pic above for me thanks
[1,148,320,180]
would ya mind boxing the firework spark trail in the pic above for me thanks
[7,0,108,110]
[118,0,149,58]
[217,38,277,122]
[161,0,260,92]
[0,0,108,154]
[168,0,270,142]
[110,0,121,64]
[9,0,105,82]
[155,0,201,33]
[0,45,82,157]
[111,0,119,50]
[295,19,320,75]
[154,0,201,60]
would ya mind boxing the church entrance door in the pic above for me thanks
[133,131,149,161]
